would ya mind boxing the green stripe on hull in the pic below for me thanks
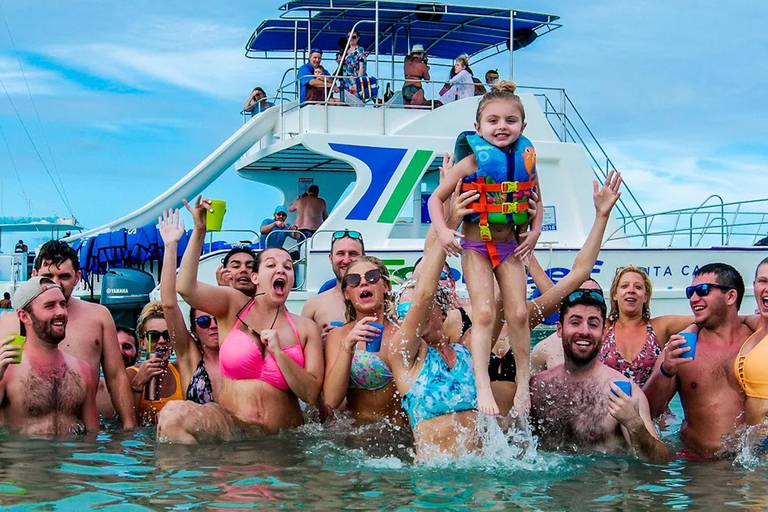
[377,150,433,224]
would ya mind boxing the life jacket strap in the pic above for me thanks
[486,241,502,268]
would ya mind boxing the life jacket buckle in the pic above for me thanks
[479,223,492,241]
[500,181,519,193]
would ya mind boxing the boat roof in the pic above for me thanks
[246,0,560,60]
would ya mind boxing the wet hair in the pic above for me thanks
[755,256,768,279]
[34,239,80,272]
[136,301,164,341]
[116,325,139,353]
[255,247,294,272]
[397,278,452,317]
[2,292,9,300]
[694,262,745,309]
[475,80,526,124]
[608,265,652,323]
[308,184,319,194]
[559,290,607,323]
[342,256,396,322]
[222,246,256,268]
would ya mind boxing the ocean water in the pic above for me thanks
[0,396,766,511]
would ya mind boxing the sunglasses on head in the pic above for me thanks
[440,270,452,281]
[344,268,382,288]
[685,283,733,299]
[195,315,217,329]
[333,230,363,242]
[397,301,412,319]
[564,289,605,305]
[146,330,171,343]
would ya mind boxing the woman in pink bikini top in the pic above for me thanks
[163,198,323,443]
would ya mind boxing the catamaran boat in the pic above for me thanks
[68,0,768,317]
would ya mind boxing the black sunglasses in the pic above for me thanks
[344,268,382,288]
[146,330,171,343]
[195,315,216,329]
[564,289,605,305]
[685,283,733,299]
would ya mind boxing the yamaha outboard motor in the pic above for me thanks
[100,268,155,329]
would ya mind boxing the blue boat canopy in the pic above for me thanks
[246,0,560,60]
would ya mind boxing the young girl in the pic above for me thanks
[428,81,542,415]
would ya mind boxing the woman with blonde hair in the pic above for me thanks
[600,265,693,386]
[439,54,474,105]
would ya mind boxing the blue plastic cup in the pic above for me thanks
[330,321,345,328]
[366,322,384,352]
[611,381,632,397]
[679,332,697,360]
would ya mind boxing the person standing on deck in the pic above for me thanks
[298,50,333,104]
[289,185,328,238]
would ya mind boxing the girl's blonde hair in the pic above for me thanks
[136,301,165,340]
[608,265,653,323]
[455,54,470,69]
[342,256,397,322]
[475,80,526,123]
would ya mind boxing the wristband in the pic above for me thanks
[659,362,675,378]
[341,345,356,354]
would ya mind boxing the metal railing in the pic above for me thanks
[263,229,310,289]
[604,196,768,248]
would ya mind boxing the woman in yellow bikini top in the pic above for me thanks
[734,257,768,426]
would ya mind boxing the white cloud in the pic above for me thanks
[45,16,285,99]
[0,55,69,95]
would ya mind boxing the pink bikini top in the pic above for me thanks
[219,299,305,389]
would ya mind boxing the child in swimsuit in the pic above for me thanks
[427,81,543,415]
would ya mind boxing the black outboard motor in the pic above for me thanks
[100,268,155,329]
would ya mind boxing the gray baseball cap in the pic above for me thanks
[13,276,63,310]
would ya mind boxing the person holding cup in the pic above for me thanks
[323,256,406,426]
[0,276,99,434]
[126,301,185,426]
[644,263,752,459]
[530,289,671,463]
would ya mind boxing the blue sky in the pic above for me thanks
[1,0,767,249]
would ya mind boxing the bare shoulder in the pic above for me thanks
[302,294,322,315]
[598,363,627,383]
[67,353,95,384]
[289,312,320,337]
[70,298,111,318]
[532,365,562,388]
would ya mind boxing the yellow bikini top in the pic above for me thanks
[735,329,768,399]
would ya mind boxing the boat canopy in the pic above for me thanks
[246,0,560,60]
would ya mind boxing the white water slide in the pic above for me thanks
[71,107,279,239]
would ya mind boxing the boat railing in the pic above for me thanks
[520,86,648,237]
[604,196,768,247]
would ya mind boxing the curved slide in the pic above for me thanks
[70,107,279,240]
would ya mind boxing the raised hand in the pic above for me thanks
[593,170,622,218]
[182,194,212,231]
[215,265,233,287]
[158,208,185,245]
[439,152,455,183]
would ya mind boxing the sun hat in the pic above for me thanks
[410,44,425,54]
[13,276,62,310]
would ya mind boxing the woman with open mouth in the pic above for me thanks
[156,196,323,443]
[324,256,406,426]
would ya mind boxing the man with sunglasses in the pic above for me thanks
[298,49,332,104]
[644,263,751,459]
[260,205,301,249]
[531,289,671,463]
[302,230,365,344]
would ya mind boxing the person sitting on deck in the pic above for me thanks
[298,49,333,104]
[242,87,273,117]
[260,206,301,250]
[304,66,339,103]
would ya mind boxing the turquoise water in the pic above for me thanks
[0,397,766,511]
